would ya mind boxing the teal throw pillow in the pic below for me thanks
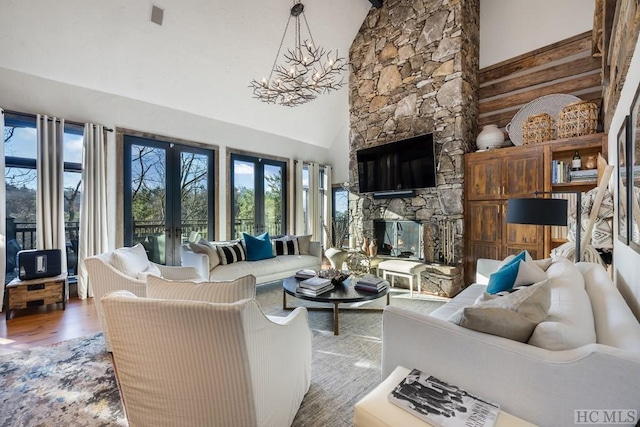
[486,251,526,294]
[486,262,521,294]
[243,232,275,261]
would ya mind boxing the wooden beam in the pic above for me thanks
[478,91,603,129]
[479,73,602,114]
[479,55,601,99]
[480,31,593,83]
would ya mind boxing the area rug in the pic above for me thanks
[0,282,445,427]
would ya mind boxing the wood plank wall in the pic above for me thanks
[478,31,602,142]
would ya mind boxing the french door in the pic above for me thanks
[230,153,286,238]
[123,135,215,265]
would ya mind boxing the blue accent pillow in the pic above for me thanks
[243,232,275,261]
[486,251,527,294]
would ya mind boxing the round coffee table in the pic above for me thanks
[282,275,390,335]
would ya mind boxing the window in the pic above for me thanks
[4,114,83,283]
[230,153,286,239]
[63,125,83,278]
[332,186,349,248]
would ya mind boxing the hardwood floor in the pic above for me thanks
[0,298,101,356]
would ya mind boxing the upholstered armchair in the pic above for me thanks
[101,291,312,427]
[84,244,202,351]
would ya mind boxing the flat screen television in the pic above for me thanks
[357,133,436,194]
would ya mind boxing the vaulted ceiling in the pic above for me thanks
[0,0,373,148]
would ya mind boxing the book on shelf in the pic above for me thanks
[299,276,332,289]
[388,368,499,427]
[295,269,317,280]
[296,283,334,296]
[552,160,572,184]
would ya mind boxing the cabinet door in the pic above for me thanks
[503,208,545,259]
[502,148,544,197]
[465,201,502,284]
[466,156,502,200]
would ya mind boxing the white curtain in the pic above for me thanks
[36,115,67,272]
[308,162,321,241]
[0,108,5,311]
[77,123,109,299]
[323,165,333,248]
[294,161,305,235]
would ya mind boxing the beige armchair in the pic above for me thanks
[84,244,202,351]
[101,291,312,427]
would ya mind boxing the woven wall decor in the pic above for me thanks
[522,112,556,144]
[557,100,598,139]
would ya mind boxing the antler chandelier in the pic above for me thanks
[249,1,347,107]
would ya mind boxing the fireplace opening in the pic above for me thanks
[373,220,423,259]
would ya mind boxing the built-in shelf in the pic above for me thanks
[552,180,598,188]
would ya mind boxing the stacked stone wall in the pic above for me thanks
[348,0,479,265]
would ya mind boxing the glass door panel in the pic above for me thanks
[230,154,286,239]
[128,143,168,264]
[263,164,284,236]
[233,159,256,237]
[124,136,214,265]
[179,150,213,243]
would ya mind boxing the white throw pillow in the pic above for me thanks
[533,258,553,271]
[110,243,150,278]
[136,263,162,280]
[528,257,596,350]
[294,235,312,255]
[513,260,547,287]
[449,280,551,342]
[189,239,221,271]
[146,275,256,303]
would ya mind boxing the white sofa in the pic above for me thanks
[180,240,323,284]
[382,257,640,427]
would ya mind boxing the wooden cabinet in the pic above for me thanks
[464,133,606,284]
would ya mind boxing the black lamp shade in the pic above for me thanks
[506,198,568,226]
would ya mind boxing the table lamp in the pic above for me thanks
[506,191,582,262]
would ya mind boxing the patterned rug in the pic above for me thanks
[0,282,445,427]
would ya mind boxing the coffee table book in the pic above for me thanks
[388,368,499,427]
[299,276,332,289]
[295,283,334,297]
[295,269,317,280]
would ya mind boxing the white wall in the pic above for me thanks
[328,120,351,185]
[609,36,640,318]
[479,0,595,68]
[0,67,331,241]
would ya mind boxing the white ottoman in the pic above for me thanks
[353,366,536,427]
[378,260,427,298]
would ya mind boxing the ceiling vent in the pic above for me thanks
[150,5,164,26]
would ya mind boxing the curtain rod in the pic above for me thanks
[3,109,114,132]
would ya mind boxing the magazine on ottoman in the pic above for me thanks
[388,368,499,427]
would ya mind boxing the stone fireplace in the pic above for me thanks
[347,0,479,296]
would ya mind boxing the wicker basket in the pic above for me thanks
[557,100,598,139]
[522,112,555,144]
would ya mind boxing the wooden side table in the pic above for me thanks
[5,272,68,320]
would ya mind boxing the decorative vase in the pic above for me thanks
[476,124,505,150]
[361,237,370,256]
[325,247,349,271]
[368,238,378,257]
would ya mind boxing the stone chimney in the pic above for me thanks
[348,0,479,268]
